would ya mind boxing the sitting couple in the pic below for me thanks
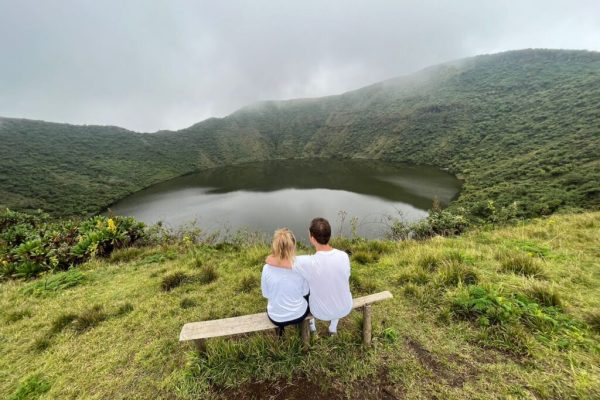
[261,217,352,336]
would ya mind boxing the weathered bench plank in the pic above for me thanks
[179,290,393,348]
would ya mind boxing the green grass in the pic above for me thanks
[1,212,599,399]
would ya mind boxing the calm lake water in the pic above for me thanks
[108,159,461,240]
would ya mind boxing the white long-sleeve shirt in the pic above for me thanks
[293,249,352,321]
[261,264,309,322]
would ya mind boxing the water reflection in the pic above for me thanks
[109,159,461,239]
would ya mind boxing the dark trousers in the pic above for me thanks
[268,295,310,337]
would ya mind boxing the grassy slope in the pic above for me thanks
[1,49,599,217]
[1,212,598,399]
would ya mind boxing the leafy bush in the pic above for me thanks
[0,210,145,279]
[389,208,469,240]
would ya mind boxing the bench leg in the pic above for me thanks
[193,339,207,355]
[362,304,372,346]
[301,319,310,351]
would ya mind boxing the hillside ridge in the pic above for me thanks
[1,48,599,217]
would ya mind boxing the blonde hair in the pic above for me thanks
[271,228,296,262]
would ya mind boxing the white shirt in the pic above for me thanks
[293,249,352,321]
[261,264,309,322]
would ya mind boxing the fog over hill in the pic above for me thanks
[1,49,599,217]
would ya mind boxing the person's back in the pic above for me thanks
[261,228,309,336]
[294,249,352,321]
[261,264,309,322]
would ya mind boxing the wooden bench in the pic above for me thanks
[179,290,393,353]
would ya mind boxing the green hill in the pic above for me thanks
[1,49,599,217]
[1,212,599,399]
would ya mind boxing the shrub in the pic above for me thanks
[161,272,189,291]
[0,210,146,279]
[237,274,259,293]
[498,252,544,277]
[197,265,218,284]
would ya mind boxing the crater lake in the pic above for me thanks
[108,159,462,240]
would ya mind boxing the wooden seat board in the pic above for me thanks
[180,290,393,342]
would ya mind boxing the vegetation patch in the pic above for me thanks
[114,302,134,317]
[161,271,190,291]
[180,297,198,309]
[71,305,107,333]
[497,251,544,277]
[21,270,85,296]
[4,309,32,323]
[197,264,219,284]
[8,375,50,400]
[237,274,260,293]
[450,285,588,353]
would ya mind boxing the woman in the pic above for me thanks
[261,228,309,336]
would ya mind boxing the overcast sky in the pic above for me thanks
[1,0,599,132]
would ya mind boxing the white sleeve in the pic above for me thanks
[261,265,269,299]
[302,278,309,296]
[292,255,312,280]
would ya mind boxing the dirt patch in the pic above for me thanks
[219,377,344,400]
[218,368,404,399]
[405,338,478,388]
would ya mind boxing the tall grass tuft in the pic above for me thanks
[585,312,600,333]
[197,265,218,284]
[180,297,198,309]
[50,313,78,334]
[497,252,544,277]
[524,283,562,307]
[418,254,441,272]
[72,305,107,333]
[237,274,259,293]
[437,262,478,286]
[161,271,189,291]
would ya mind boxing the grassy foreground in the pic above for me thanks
[1,212,599,399]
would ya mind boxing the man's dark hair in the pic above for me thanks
[309,217,331,245]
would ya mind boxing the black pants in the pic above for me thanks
[268,295,310,337]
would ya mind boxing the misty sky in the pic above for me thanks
[1,0,599,132]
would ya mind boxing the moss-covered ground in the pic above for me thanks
[1,212,599,399]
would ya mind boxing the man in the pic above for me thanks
[266,217,352,334]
